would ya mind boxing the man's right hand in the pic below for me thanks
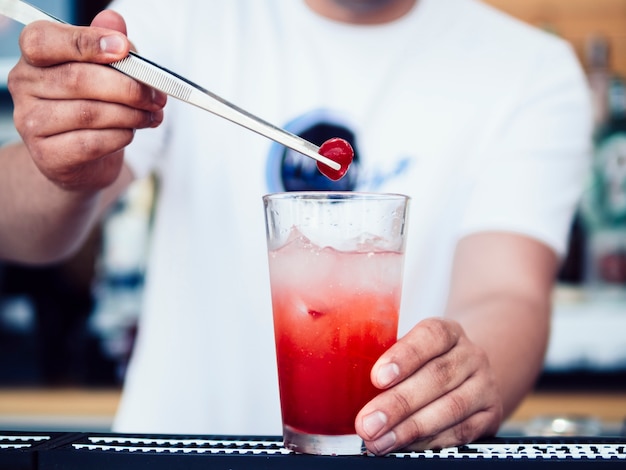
[8,10,167,192]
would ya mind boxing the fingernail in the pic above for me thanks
[100,35,126,54]
[372,431,396,455]
[151,88,167,107]
[377,362,400,387]
[362,410,387,438]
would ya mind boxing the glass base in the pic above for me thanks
[283,425,365,455]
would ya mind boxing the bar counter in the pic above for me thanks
[1,388,625,468]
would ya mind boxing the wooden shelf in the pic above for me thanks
[511,391,626,423]
[0,388,623,431]
[484,0,626,76]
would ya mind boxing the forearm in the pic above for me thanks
[443,232,558,420]
[446,293,550,419]
[0,141,124,263]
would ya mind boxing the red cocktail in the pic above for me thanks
[263,192,409,455]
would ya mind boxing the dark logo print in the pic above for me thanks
[266,113,359,192]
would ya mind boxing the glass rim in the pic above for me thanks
[262,191,410,202]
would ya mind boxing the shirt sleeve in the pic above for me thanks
[458,39,593,256]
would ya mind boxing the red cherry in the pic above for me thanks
[317,138,354,181]
[308,310,324,319]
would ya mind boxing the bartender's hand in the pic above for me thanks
[355,232,555,455]
[8,10,166,191]
[355,317,503,455]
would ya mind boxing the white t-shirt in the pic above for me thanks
[107,0,592,435]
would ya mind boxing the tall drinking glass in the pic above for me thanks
[263,192,410,455]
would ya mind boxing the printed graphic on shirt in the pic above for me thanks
[265,108,417,193]
[265,109,360,192]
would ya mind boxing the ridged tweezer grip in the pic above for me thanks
[111,54,193,102]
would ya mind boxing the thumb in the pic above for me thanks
[19,12,130,66]
[90,9,127,35]
[91,10,132,57]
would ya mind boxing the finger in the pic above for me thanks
[372,337,482,416]
[403,410,500,452]
[363,373,499,455]
[397,372,497,442]
[34,128,135,166]
[90,10,128,35]
[371,318,463,389]
[356,340,482,441]
[28,130,131,189]
[19,20,130,67]
[17,99,163,140]
[9,59,166,113]
[88,11,168,106]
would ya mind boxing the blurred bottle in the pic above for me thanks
[89,176,157,380]
[585,35,611,131]
[557,214,587,286]
[581,74,626,297]
[557,36,611,289]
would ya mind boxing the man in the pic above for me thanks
[0,0,591,455]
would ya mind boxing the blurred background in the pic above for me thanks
[0,0,624,434]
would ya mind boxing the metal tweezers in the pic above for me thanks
[0,0,339,169]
